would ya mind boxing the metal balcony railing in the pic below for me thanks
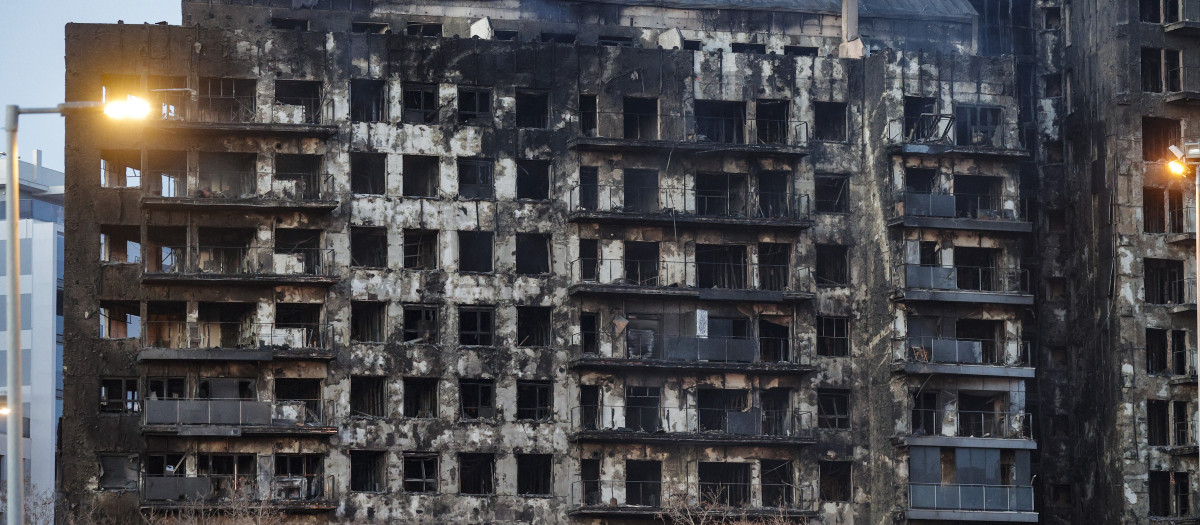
[270,474,336,502]
[900,337,1032,367]
[902,264,1031,294]
[143,475,257,503]
[890,114,955,144]
[572,258,809,293]
[577,111,810,146]
[144,246,335,277]
[143,398,328,427]
[196,94,258,124]
[141,321,332,350]
[910,409,1032,439]
[576,331,809,366]
[899,191,1028,221]
[144,170,331,202]
[909,483,1034,512]
[1157,276,1197,305]
[571,405,813,438]
[569,479,815,511]
[571,479,663,508]
[1163,205,1195,234]
[569,182,810,220]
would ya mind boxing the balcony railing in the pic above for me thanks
[571,405,813,438]
[196,94,258,123]
[910,409,1032,439]
[145,246,336,277]
[902,264,1030,294]
[571,479,663,508]
[145,170,331,202]
[142,321,332,351]
[270,474,336,503]
[1160,276,1199,306]
[143,398,328,427]
[569,479,815,512]
[143,475,256,503]
[572,258,808,293]
[900,337,1032,367]
[899,192,1028,221]
[577,331,809,366]
[578,111,809,146]
[569,183,810,221]
[909,483,1034,512]
[888,114,1023,150]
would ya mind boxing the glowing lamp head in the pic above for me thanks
[0,407,12,416]
[103,96,151,120]
[1169,160,1189,176]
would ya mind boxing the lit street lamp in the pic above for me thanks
[3,97,148,525]
[1169,142,1200,496]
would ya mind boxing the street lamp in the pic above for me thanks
[1169,142,1200,501]
[3,96,148,525]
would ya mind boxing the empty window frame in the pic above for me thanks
[402,85,438,124]
[698,462,752,507]
[1145,258,1186,304]
[350,79,387,122]
[1149,399,1170,446]
[147,377,186,400]
[815,244,850,286]
[271,17,309,30]
[350,301,386,342]
[516,306,552,347]
[784,45,818,56]
[403,377,438,418]
[402,305,439,344]
[98,454,139,490]
[516,233,551,275]
[402,229,437,270]
[459,378,495,420]
[197,77,256,123]
[406,21,442,37]
[493,30,519,41]
[731,42,766,54]
[1149,470,1192,517]
[580,94,598,136]
[457,159,494,199]
[403,453,438,492]
[403,155,439,198]
[459,306,495,346]
[817,389,851,429]
[817,316,850,357]
[517,380,553,421]
[100,377,139,413]
[625,460,662,506]
[516,91,549,128]
[623,97,658,140]
[100,150,141,188]
[624,241,660,285]
[1142,48,1182,93]
[756,100,789,144]
[517,160,551,200]
[540,32,576,44]
[695,100,745,143]
[459,453,495,494]
[815,174,849,213]
[458,87,493,123]
[954,105,1004,147]
[1144,117,1182,162]
[349,450,386,492]
[1141,0,1183,23]
[812,102,848,142]
[349,375,386,417]
[99,301,140,339]
[274,80,322,124]
[458,231,494,273]
[761,460,794,507]
[818,461,852,502]
[581,312,599,355]
[350,152,386,194]
[903,96,941,142]
[682,39,702,51]
[350,227,388,268]
[275,154,322,199]
[516,454,553,496]
[623,169,659,213]
[100,226,141,264]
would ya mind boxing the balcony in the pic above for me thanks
[897,337,1034,378]
[568,479,816,518]
[890,192,1032,233]
[1164,1,1200,36]
[142,246,338,285]
[907,483,1036,522]
[572,332,813,374]
[570,405,814,446]
[1156,276,1197,314]
[1162,206,1195,246]
[569,112,810,158]
[887,114,1027,159]
[570,259,813,303]
[909,409,1035,449]
[1164,66,1200,104]
[150,91,337,136]
[139,321,334,361]
[141,170,336,209]
[142,474,335,512]
[568,183,811,229]
[897,264,1033,305]
[142,398,335,436]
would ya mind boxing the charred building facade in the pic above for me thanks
[59,0,1075,523]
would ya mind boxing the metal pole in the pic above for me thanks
[1194,174,1199,490]
[4,104,22,525]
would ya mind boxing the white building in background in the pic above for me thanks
[0,149,65,503]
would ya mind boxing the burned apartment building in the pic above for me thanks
[57,0,1080,523]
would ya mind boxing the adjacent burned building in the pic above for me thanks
[60,0,1080,523]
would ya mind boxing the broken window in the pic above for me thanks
[580,312,599,355]
[516,454,552,496]
[903,96,940,141]
[402,85,438,124]
[598,35,634,47]
[817,316,850,357]
[403,453,438,492]
[624,241,659,285]
[580,95,597,136]
[516,380,552,421]
[971,0,1034,56]
[517,160,551,200]
[1142,0,1183,23]
[625,460,662,506]
[762,460,794,507]
[403,155,439,198]
[458,231,493,273]
[784,45,818,56]
[516,91,549,128]
[1149,399,1170,446]
[623,169,658,213]
[99,301,140,339]
[540,32,575,43]
[697,389,748,432]
[350,227,388,268]
[147,377,185,400]
[198,152,256,199]
[756,171,792,218]
[696,173,749,217]
[459,378,495,420]
[349,450,386,492]
[578,238,599,281]
[275,379,322,422]
[516,233,551,275]
[731,42,765,54]
[1145,258,1186,304]
[1172,329,1190,375]
[516,306,552,347]
[274,80,321,124]
[695,100,745,143]
[351,21,390,34]
[954,175,1002,219]
[1145,186,1168,233]
[145,453,184,479]
[755,99,789,145]
[954,247,1001,291]
[99,377,139,413]
[148,75,187,120]
[457,158,494,200]
[954,105,1003,147]
[1143,117,1182,162]
[1148,328,1169,374]
[1149,470,1192,517]
[682,39,702,51]
[815,174,849,213]
[146,150,187,197]
[815,244,850,286]
[757,242,791,291]
[350,301,386,342]
[350,152,386,195]
[196,453,257,497]
[623,97,658,140]
[402,305,438,344]
[459,453,495,494]
[101,74,141,106]
[812,101,847,142]
[698,462,751,507]
[758,319,791,362]
[406,21,441,37]
[1175,400,1190,444]
[274,454,324,500]
[696,244,748,289]
[458,87,493,123]
[818,389,851,429]
[98,454,139,490]
[350,79,387,122]
[459,306,495,346]
[403,377,438,418]
[349,375,386,417]
[402,229,437,270]
[99,225,140,264]
[625,386,662,432]
[275,154,322,200]
[100,150,141,188]
[819,461,851,502]
[1142,48,1182,92]
[197,77,256,123]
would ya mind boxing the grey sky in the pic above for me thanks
[0,1,181,171]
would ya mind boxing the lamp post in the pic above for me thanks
[3,96,148,525]
[1170,143,1200,509]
